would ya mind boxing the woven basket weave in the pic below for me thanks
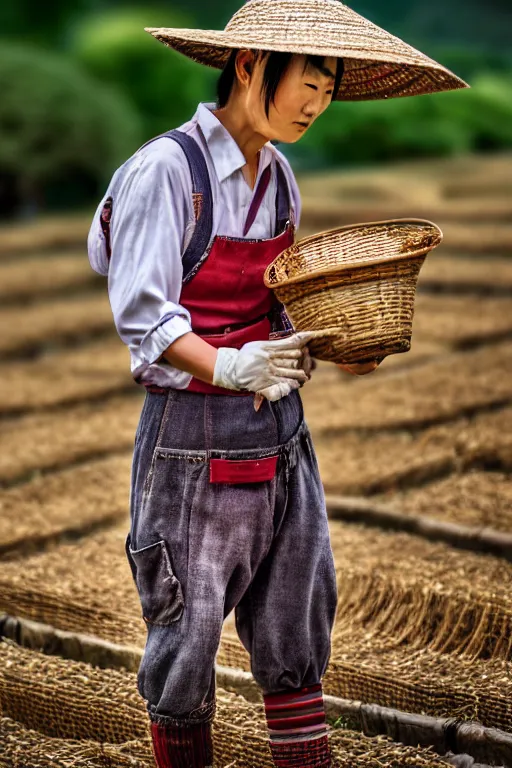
[264,218,443,364]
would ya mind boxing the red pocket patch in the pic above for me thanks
[209,455,278,484]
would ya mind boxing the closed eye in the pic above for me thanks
[306,83,333,95]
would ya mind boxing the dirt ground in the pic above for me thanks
[0,152,511,764]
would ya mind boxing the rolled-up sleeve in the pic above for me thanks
[108,144,194,382]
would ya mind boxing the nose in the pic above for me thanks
[303,93,328,121]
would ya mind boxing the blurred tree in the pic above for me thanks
[290,72,512,170]
[0,41,142,218]
[69,7,218,141]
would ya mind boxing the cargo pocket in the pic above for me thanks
[128,537,184,625]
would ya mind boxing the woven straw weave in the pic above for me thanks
[3,521,512,732]
[145,0,468,100]
[2,519,512,661]
[0,640,449,768]
[218,629,512,733]
[264,219,442,363]
[0,716,450,768]
[0,718,152,768]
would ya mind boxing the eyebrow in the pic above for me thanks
[305,62,336,82]
[321,66,336,80]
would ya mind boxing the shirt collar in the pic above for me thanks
[196,101,274,184]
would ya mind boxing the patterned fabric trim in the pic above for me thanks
[150,720,213,768]
[192,191,203,222]
[100,196,113,262]
[264,683,329,745]
[268,733,332,768]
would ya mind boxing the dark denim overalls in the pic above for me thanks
[124,130,338,728]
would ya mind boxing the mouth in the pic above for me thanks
[295,122,309,129]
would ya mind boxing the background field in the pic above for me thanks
[0,152,511,766]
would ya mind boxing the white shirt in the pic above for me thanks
[87,101,302,389]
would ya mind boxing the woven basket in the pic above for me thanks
[264,218,442,364]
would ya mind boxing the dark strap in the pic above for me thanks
[160,131,214,283]
[275,159,292,235]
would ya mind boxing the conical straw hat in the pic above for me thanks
[145,0,468,100]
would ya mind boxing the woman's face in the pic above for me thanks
[242,52,337,143]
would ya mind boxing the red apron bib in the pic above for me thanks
[180,223,294,396]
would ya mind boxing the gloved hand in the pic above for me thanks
[213,332,318,399]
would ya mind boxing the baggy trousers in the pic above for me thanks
[126,387,338,727]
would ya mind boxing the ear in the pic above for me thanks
[235,49,255,87]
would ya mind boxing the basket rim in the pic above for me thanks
[263,217,443,288]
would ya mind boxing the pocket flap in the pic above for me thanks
[128,539,184,625]
[209,455,278,484]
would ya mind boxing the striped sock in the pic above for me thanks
[263,683,331,767]
[150,720,213,768]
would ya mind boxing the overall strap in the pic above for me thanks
[134,129,214,283]
[161,130,214,283]
[275,159,293,236]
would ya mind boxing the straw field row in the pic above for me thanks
[0,214,90,257]
[413,294,512,348]
[418,255,512,294]
[0,252,102,304]
[299,196,512,230]
[0,640,454,768]
[2,516,512,670]
[314,404,512,496]
[384,470,512,532]
[328,521,512,661]
[304,340,512,432]
[0,454,132,557]
[0,292,113,358]
[297,153,512,205]
[0,337,134,415]
[0,394,141,486]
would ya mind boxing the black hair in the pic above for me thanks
[216,50,344,116]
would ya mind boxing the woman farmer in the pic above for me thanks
[87,1,466,765]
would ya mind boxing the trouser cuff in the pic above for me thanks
[147,698,216,727]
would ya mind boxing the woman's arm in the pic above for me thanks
[159,332,218,384]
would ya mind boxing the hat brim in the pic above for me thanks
[144,27,468,100]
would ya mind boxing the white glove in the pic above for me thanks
[213,332,318,396]
[256,344,316,402]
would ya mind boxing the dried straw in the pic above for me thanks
[304,339,512,432]
[0,455,132,557]
[0,394,140,486]
[0,337,133,416]
[327,521,512,662]
[0,293,113,357]
[0,640,452,768]
[0,717,153,768]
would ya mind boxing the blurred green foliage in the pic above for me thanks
[70,8,217,140]
[0,40,142,216]
[288,72,512,170]
[0,0,511,214]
